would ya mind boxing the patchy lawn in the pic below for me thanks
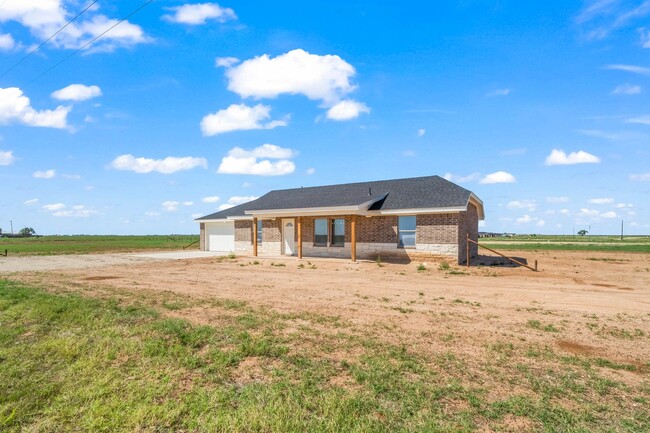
[1,256,648,433]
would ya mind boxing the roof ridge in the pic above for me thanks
[266,174,444,194]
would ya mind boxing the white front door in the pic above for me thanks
[282,219,295,255]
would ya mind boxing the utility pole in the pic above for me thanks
[10,220,13,235]
[621,220,624,240]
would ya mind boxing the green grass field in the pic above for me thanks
[0,235,199,255]
[480,235,650,253]
[0,280,647,432]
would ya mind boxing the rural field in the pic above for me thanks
[0,240,648,432]
[0,235,199,255]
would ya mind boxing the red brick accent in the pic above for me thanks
[457,202,479,263]
[356,216,398,243]
[261,219,282,242]
[416,214,459,244]
[235,220,253,243]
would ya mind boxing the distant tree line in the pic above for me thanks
[0,227,37,238]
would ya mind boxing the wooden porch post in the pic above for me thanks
[253,217,258,257]
[351,216,357,262]
[297,217,303,259]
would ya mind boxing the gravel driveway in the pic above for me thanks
[0,251,227,273]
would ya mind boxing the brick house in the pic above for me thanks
[195,175,484,264]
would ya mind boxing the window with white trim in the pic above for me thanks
[398,216,416,248]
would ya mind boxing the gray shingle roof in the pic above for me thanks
[195,175,479,221]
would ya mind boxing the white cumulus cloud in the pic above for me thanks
[201,103,287,136]
[43,203,65,211]
[0,1,149,51]
[0,33,15,50]
[417,128,426,137]
[612,84,641,95]
[53,205,98,218]
[218,144,296,176]
[507,200,536,211]
[215,56,239,68]
[217,195,259,211]
[162,200,194,212]
[443,172,481,183]
[51,84,102,101]
[545,149,600,165]
[480,171,517,184]
[33,169,55,179]
[109,154,207,174]
[0,150,15,166]
[326,99,370,121]
[163,3,237,25]
[225,49,358,104]
[0,87,70,129]
[202,196,220,203]
[24,198,39,206]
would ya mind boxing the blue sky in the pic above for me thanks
[0,0,648,235]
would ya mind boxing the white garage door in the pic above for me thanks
[206,221,235,252]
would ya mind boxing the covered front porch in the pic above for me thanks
[250,215,361,262]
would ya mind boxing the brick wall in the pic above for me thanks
[457,202,479,263]
[232,212,475,263]
[261,219,282,242]
[416,214,460,244]
[199,223,205,250]
[235,220,252,242]
[356,216,398,243]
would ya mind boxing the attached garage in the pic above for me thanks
[204,221,235,252]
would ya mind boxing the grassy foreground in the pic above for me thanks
[0,235,199,255]
[1,280,648,432]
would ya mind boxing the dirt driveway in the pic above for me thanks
[0,251,226,272]
[5,249,649,374]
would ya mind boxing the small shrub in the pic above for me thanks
[417,263,427,272]
[227,251,236,259]
[376,256,384,267]
[438,261,450,271]
[528,320,542,330]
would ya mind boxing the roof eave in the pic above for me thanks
[244,193,388,218]
[468,193,485,220]
[370,206,467,216]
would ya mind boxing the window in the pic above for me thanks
[314,218,328,246]
[398,216,416,248]
[331,218,345,247]
[256,219,263,244]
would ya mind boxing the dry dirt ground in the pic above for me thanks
[3,250,649,393]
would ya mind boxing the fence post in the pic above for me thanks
[466,233,470,268]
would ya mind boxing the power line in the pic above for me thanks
[25,0,154,87]
[0,0,100,79]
